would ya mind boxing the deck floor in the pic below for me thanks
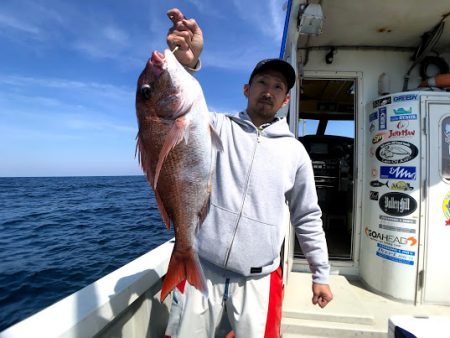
[281,272,450,337]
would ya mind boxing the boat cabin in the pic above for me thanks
[281,0,450,305]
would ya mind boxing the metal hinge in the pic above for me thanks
[423,117,427,135]
[423,179,427,199]
[418,270,424,289]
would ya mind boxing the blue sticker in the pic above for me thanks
[369,111,378,122]
[380,166,416,180]
[379,107,387,130]
[376,243,415,265]
[378,243,415,256]
[390,114,418,121]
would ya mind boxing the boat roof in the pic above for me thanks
[290,0,450,52]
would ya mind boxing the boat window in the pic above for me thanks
[299,120,354,137]
[298,78,355,137]
[442,117,450,179]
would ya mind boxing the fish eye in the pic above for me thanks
[141,84,152,100]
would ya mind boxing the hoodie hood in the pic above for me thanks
[226,111,296,138]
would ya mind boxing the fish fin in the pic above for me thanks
[160,248,208,301]
[136,132,171,229]
[154,117,191,189]
[209,123,224,152]
[136,132,156,183]
[154,190,171,230]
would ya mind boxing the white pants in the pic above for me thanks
[165,263,283,338]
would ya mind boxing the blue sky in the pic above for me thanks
[0,0,288,177]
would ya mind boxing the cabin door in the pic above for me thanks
[423,100,450,305]
[294,77,356,262]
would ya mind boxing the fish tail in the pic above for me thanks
[160,248,208,301]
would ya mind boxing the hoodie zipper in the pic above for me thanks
[223,128,261,267]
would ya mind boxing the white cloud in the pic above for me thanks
[0,13,40,35]
[0,73,136,138]
[64,116,135,133]
[231,0,285,42]
[72,24,132,59]
[0,74,132,100]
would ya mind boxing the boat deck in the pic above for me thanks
[281,272,450,337]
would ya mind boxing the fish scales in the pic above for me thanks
[135,49,221,301]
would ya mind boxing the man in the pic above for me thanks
[164,8,333,338]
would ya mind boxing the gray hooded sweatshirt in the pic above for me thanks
[196,111,330,284]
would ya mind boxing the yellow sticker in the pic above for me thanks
[442,192,450,225]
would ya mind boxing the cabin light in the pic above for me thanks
[298,3,324,35]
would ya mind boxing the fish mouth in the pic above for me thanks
[148,51,166,78]
[151,51,165,65]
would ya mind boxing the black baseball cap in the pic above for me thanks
[249,58,296,90]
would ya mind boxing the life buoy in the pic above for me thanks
[419,73,450,88]
[420,56,449,79]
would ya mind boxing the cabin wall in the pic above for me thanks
[294,49,450,276]
[299,49,435,103]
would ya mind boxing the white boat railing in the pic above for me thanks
[0,240,174,338]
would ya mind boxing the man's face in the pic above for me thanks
[244,70,290,126]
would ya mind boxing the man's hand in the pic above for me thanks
[166,8,203,68]
[312,283,333,308]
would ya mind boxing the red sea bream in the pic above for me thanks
[135,48,222,301]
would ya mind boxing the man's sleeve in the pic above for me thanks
[184,59,201,74]
[287,151,330,284]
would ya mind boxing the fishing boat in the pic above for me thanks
[2,1,450,337]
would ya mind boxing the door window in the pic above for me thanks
[442,117,450,179]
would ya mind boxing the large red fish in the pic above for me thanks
[135,48,222,301]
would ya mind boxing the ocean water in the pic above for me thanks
[0,175,173,331]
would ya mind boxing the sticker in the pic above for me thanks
[390,114,418,121]
[393,107,412,115]
[370,180,414,191]
[370,180,389,188]
[380,166,416,180]
[380,215,416,224]
[390,181,414,191]
[370,191,379,200]
[365,227,417,247]
[442,192,450,226]
[373,96,391,108]
[395,120,409,129]
[376,243,415,265]
[375,141,418,164]
[379,223,416,233]
[371,167,378,177]
[387,129,415,138]
[393,94,418,102]
[372,132,386,144]
[379,107,387,130]
[379,192,417,216]
[369,111,378,122]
